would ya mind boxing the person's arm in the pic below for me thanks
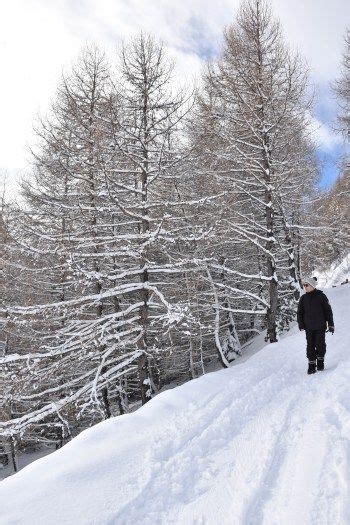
[297,296,305,329]
[322,294,334,331]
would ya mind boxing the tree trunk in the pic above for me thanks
[9,436,17,473]
[256,5,278,343]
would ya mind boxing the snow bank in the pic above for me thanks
[0,286,349,525]
[315,253,350,288]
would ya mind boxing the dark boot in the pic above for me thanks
[307,361,316,374]
[317,357,324,371]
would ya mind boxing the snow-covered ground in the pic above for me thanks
[0,284,349,525]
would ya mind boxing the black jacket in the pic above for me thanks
[297,289,334,331]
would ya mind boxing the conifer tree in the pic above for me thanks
[194,0,316,343]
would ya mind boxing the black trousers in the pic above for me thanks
[305,329,326,361]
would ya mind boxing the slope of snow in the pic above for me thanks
[315,253,350,288]
[0,286,349,525]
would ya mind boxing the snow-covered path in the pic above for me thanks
[0,286,349,525]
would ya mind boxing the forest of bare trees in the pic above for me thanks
[0,0,348,468]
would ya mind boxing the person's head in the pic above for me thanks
[302,276,318,293]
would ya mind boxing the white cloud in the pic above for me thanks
[308,116,343,150]
[0,1,82,172]
[272,0,348,82]
[1,0,348,188]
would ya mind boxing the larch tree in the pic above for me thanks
[0,47,129,441]
[0,37,199,445]
[194,0,316,344]
[107,33,198,402]
[334,29,350,138]
[305,28,350,274]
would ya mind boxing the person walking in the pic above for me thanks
[297,276,334,374]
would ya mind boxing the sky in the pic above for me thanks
[0,0,349,195]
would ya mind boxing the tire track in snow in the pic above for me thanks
[318,391,350,525]
[336,390,350,523]
[242,395,300,525]
[260,365,350,525]
[310,405,348,525]
[309,370,350,525]
[111,365,306,524]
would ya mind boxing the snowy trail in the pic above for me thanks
[0,286,349,525]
